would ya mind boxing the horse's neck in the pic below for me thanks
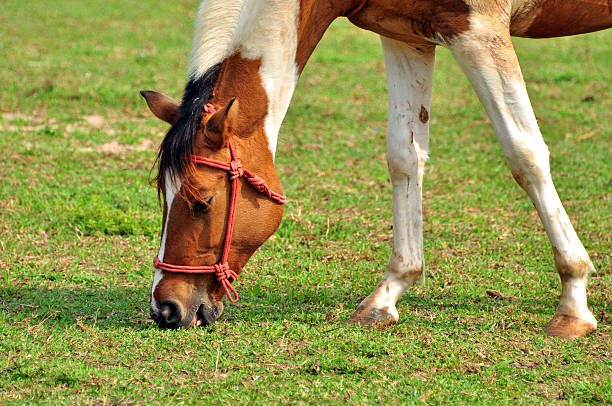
[189,0,355,156]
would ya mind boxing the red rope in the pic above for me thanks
[153,103,287,302]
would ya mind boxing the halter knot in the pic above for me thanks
[229,160,244,180]
[213,262,239,302]
[247,175,273,199]
[213,263,234,281]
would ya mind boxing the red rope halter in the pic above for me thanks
[153,103,287,302]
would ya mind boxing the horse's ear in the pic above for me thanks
[140,90,180,125]
[204,98,239,150]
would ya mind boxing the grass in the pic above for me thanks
[1,0,611,404]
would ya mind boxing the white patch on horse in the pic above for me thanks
[150,269,165,314]
[189,0,245,78]
[190,0,300,157]
[234,0,299,156]
[151,171,181,313]
[157,171,180,262]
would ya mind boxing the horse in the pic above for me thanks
[140,0,611,338]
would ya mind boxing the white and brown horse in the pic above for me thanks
[141,0,611,338]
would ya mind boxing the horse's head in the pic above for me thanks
[141,90,285,329]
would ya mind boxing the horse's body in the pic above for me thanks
[142,0,611,337]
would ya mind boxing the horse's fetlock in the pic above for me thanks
[388,254,424,281]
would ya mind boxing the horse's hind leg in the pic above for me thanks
[449,20,597,338]
[348,37,435,326]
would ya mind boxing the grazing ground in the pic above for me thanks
[1,1,611,404]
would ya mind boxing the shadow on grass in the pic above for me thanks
[0,285,152,330]
[0,282,559,334]
[394,295,556,333]
[222,287,557,331]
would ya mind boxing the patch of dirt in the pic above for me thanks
[79,138,155,154]
[2,111,155,138]
[84,114,106,128]
[65,114,116,135]
[0,112,55,132]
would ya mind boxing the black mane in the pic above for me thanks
[155,63,222,194]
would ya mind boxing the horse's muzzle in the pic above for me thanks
[151,300,222,329]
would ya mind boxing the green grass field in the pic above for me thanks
[1,1,611,404]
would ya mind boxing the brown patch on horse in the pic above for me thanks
[209,54,269,136]
[515,0,612,38]
[419,105,429,123]
[347,0,471,44]
[296,0,349,71]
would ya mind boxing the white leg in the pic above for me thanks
[449,20,597,338]
[349,37,435,326]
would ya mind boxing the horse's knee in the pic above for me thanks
[387,134,419,178]
[503,137,550,189]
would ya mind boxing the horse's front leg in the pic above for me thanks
[348,37,435,326]
[448,18,597,338]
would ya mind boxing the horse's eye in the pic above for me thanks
[193,196,214,213]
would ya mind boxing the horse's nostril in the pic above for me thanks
[196,303,223,326]
[160,300,182,326]
[198,305,216,326]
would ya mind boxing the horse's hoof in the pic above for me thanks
[346,303,398,328]
[544,314,596,339]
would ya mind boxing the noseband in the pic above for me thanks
[153,103,287,302]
